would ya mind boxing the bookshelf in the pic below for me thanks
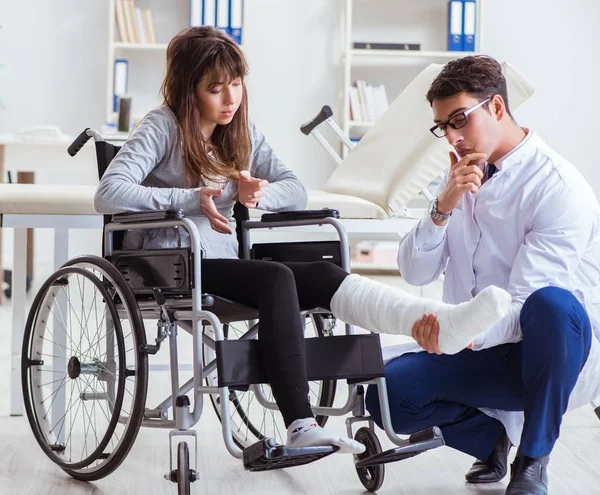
[111,42,170,51]
[340,0,484,152]
[104,0,245,128]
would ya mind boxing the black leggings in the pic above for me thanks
[201,259,348,427]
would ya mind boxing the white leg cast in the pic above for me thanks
[330,274,511,355]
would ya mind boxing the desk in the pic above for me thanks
[0,137,98,304]
[0,184,100,416]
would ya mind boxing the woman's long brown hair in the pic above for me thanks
[160,26,251,186]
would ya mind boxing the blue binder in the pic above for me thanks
[113,59,128,113]
[228,0,243,45]
[216,0,229,34]
[203,0,216,26]
[447,0,463,51]
[462,0,477,52]
[190,0,203,27]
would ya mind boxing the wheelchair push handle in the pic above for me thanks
[67,128,105,157]
[300,105,333,135]
[67,128,93,157]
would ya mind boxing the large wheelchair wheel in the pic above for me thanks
[203,313,337,449]
[22,256,149,482]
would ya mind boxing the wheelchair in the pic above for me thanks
[20,128,445,494]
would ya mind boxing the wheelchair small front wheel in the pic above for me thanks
[22,255,149,482]
[354,427,385,492]
[177,441,191,495]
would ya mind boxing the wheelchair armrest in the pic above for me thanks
[260,208,340,223]
[111,209,185,224]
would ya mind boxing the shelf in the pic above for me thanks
[349,49,478,64]
[112,42,169,51]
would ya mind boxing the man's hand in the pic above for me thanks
[200,187,232,234]
[436,152,487,215]
[412,314,474,354]
[238,170,269,208]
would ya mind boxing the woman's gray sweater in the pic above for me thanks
[94,106,307,258]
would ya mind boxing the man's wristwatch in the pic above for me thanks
[429,197,452,222]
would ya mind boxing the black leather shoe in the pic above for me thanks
[465,426,512,483]
[505,455,549,495]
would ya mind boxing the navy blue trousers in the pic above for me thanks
[365,286,592,460]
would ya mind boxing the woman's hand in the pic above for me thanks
[200,187,232,234]
[238,170,268,208]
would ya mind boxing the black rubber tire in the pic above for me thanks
[204,313,337,449]
[177,442,191,495]
[354,427,385,492]
[22,266,126,470]
[23,255,149,482]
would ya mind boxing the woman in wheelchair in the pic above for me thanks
[94,26,511,455]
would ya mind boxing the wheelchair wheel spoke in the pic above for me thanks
[37,376,68,389]
[47,305,81,357]
[76,312,108,361]
[41,375,68,409]
[39,335,69,358]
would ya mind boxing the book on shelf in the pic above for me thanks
[353,42,420,51]
[115,0,129,42]
[142,9,157,43]
[349,81,389,124]
[115,0,156,44]
[134,7,147,44]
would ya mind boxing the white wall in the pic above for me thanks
[0,1,108,136]
[1,0,600,191]
[480,0,600,189]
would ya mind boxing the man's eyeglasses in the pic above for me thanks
[430,97,492,138]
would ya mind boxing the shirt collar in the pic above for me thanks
[493,128,533,171]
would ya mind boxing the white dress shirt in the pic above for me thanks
[392,129,600,446]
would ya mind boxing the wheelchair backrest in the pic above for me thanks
[95,141,122,181]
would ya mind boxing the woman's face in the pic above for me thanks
[195,74,243,126]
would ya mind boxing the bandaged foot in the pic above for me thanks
[286,418,366,454]
[330,274,511,355]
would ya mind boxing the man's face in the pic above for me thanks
[432,92,499,166]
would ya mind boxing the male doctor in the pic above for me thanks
[366,55,600,495]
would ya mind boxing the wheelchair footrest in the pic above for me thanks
[243,438,338,471]
[355,426,445,469]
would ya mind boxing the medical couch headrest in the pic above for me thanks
[324,61,535,216]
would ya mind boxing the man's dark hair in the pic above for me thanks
[426,55,512,117]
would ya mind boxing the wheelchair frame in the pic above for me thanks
[21,128,446,494]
